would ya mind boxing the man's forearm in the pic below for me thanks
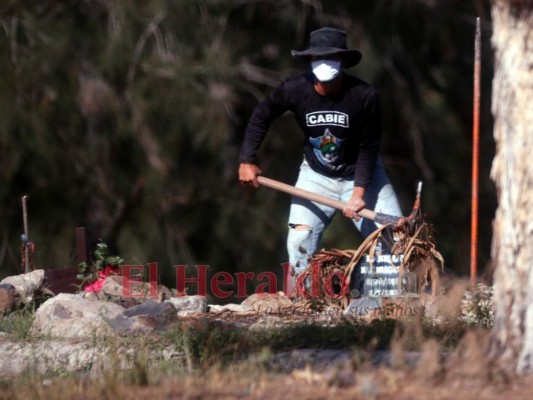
[353,143,379,187]
[352,186,365,199]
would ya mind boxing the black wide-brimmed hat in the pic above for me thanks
[291,27,362,68]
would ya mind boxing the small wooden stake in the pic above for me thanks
[75,227,90,264]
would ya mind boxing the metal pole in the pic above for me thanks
[22,195,30,273]
[471,17,481,287]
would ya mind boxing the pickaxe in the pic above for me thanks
[257,176,404,226]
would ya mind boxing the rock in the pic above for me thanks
[1,269,45,303]
[343,295,423,322]
[241,293,293,313]
[101,275,173,307]
[100,275,142,308]
[270,349,353,372]
[167,295,207,315]
[343,297,383,317]
[79,290,101,301]
[108,299,178,335]
[0,284,21,315]
[0,340,102,377]
[32,293,125,338]
[208,303,254,313]
[0,340,187,378]
[248,315,288,330]
[100,275,124,296]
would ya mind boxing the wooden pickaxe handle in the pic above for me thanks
[257,176,401,225]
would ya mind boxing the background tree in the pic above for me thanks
[490,0,533,374]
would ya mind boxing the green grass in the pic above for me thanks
[0,307,35,340]
[157,316,470,369]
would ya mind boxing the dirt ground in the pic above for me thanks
[3,366,533,400]
[123,374,533,400]
[1,287,528,399]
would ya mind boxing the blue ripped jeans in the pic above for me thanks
[287,157,402,275]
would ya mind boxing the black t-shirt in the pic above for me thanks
[239,72,381,187]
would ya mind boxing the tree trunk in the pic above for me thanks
[490,0,533,373]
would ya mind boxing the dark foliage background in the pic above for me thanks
[0,0,496,294]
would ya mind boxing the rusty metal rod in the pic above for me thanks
[257,176,401,225]
[471,17,481,287]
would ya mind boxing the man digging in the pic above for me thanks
[239,27,402,288]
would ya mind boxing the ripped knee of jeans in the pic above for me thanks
[288,224,313,262]
[289,223,312,231]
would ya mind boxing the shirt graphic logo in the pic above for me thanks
[306,111,349,128]
[309,129,344,170]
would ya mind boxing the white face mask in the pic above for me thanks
[311,59,342,82]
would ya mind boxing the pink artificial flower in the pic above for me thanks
[83,265,120,292]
